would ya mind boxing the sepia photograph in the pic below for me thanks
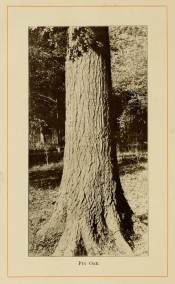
[28,26,148,257]
[1,0,174,280]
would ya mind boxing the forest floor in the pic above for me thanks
[29,154,148,257]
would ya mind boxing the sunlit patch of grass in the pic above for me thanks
[29,161,63,173]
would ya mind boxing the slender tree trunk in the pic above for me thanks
[56,96,65,148]
[37,27,134,256]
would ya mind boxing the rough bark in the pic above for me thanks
[37,27,134,256]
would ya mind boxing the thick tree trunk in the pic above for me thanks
[37,27,134,256]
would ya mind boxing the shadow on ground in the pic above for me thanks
[29,163,63,189]
[29,157,147,189]
[118,157,147,176]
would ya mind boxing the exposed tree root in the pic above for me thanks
[35,161,136,257]
[106,206,134,256]
[36,193,135,256]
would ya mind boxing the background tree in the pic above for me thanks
[37,27,135,256]
[29,27,67,147]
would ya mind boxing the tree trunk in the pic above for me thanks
[56,98,62,147]
[37,27,134,256]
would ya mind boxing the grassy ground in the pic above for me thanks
[29,155,148,256]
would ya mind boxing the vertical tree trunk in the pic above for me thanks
[37,27,134,256]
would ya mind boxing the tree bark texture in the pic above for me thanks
[37,27,134,256]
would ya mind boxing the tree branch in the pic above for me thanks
[37,94,57,103]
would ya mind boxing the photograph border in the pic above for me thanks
[6,4,169,278]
